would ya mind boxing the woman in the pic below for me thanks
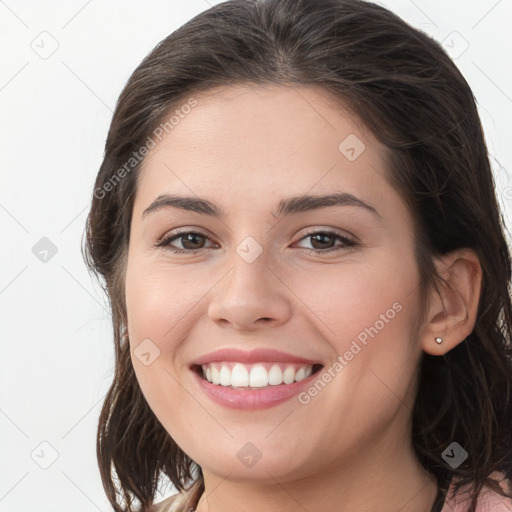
[83,0,512,510]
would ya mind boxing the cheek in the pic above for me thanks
[290,253,419,351]
[125,257,204,348]
[288,257,422,453]
[294,251,423,418]
[124,257,200,432]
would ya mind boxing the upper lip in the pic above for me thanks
[192,348,322,366]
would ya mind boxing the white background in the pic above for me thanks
[1,0,511,510]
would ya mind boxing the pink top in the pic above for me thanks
[441,472,512,511]
[150,472,512,511]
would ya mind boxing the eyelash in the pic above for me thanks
[154,229,357,255]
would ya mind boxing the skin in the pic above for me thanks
[124,83,482,512]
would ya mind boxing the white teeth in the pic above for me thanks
[219,366,231,386]
[231,363,249,387]
[201,362,316,388]
[295,368,306,382]
[268,365,282,385]
[249,365,268,387]
[282,366,295,384]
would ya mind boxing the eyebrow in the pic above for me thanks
[142,192,381,219]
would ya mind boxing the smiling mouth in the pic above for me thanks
[193,362,324,388]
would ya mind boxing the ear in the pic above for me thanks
[420,248,482,356]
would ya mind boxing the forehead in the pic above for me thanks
[134,83,396,220]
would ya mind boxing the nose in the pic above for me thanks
[207,252,292,331]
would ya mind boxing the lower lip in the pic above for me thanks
[192,369,320,410]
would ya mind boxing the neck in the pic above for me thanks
[195,431,439,512]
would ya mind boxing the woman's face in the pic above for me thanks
[125,84,425,482]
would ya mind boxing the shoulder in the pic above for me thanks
[150,493,182,512]
[149,478,203,512]
[475,474,512,512]
[443,472,512,512]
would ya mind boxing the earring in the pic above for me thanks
[435,337,443,344]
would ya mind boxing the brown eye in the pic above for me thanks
[309,233,337,250]
[156,231,215,253]
[295,230,357,254]
[178,233,207,250]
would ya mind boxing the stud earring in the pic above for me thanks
[435,337,443,344]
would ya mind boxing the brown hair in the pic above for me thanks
[83,0,512,510]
